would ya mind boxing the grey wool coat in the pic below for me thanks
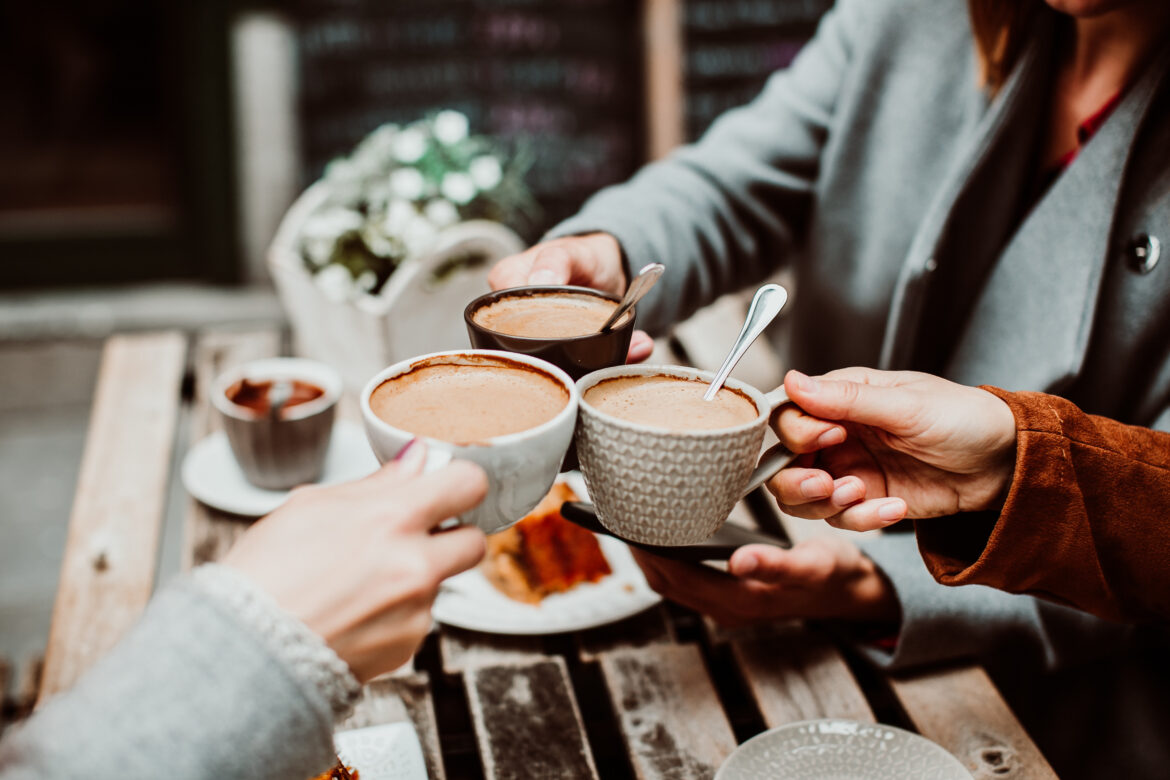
[552,0,1170,778]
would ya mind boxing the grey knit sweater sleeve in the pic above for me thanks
[0,565,360,780]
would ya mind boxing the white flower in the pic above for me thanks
[382,199,417,235]
[424,199,460,228]
[356,270,378,292]
[392,127,428,164]
[469,156,503,190]
[323,157,360,184]
[402,215,438,257]
[355,123,399,166]
[433,110,469,145]
[300,207,363,266]
[314,264,356,302]
[440,172,476,205]
[389,168,425,201]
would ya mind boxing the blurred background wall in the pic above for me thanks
[0,0,831,293]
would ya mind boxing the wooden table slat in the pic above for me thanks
[439,627,544,675]
[38,332,187,702]
[464,657,599,780]
[340,673,446,780]
[182,328,282,569]
[730,625,875,727]
[598,644,737,780]
[890,665,1058,780]
[576,604,676,663]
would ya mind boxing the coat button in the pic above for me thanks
[1126,234,1160,274]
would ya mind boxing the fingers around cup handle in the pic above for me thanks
[742,442,797,497]
[423,446,453,474]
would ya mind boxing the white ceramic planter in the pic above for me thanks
[268,181,526,391]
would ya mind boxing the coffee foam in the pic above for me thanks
[370,356,568,444]
[472,292,626,338]
[583,374,758,432]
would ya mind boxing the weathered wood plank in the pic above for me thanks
[464,657,599,780]
[643,0,684,160]
[576,604,677,663]
[439,627,544,675]
[730,625,874,727]
[38,332,186,702]
[182,328,282,568]
[598,644,737,780]
[340,673,445,780]
[890,665,1057,780]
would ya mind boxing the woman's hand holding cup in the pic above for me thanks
[768,367,1018,531]
[487,232,655,363]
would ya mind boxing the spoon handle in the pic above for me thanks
[600,263,665,332]
[703,284,789,401]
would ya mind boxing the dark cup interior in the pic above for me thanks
[464,285,635,381]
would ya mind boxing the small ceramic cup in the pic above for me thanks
[212,358,342,490]
[361,349,579,534]
[575,365,796,546]
[464,285,635,381]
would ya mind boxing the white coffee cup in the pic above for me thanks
[361,349,579,534]
[575,364,796,546]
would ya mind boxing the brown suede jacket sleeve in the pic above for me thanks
[914,388,1170,623]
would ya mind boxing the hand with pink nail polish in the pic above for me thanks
[765,367,1017,531]
[222,439,488,681]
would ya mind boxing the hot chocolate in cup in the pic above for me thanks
[212,358,341,490]
[575,365,796,546]
[361,350,579,534]
[464,286,636,381]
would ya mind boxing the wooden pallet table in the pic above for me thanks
[36,323,1056,779]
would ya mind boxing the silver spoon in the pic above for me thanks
[598,262,665,332]
[703,283,789,401]
[268,378,294,420]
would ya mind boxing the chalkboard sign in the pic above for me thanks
[683,0,833,140]
[295,0,642,240]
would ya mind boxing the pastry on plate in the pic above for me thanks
[481,482,611,603]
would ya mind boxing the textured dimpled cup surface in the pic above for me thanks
[575,366,774,547]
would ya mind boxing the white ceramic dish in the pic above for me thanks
[432,473,662,634]
[333,722,427,780]
[715,719,972,780]
[182,421,379,516]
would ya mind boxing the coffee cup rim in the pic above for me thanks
[463,285,635,344]
[576,364,770,437]
[361,349,580,448]
[212,357,342,422]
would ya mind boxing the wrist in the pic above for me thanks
[842,554,902,627]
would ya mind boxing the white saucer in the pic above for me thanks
[333,722,427,780]
[182,420,380,516]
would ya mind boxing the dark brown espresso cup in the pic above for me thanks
[464,285,635,381]
[212,358,341,490]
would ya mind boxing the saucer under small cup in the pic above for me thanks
[182,421,379,517]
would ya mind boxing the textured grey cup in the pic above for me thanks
[361,350,579,534]
[213,358,341,491]
[715,719,972,780]
[575,365,793,546]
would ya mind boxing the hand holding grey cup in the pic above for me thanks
[575,365,796,546]
[361,349,579,534]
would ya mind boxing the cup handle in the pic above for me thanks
[740,385,796,496]
[416,446,462,531]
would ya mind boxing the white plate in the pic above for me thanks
[716,719,972,780]
[181,421,379,516]
[432,473,662,635]
[333,722,427,780]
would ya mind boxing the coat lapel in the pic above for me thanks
[945,48,1170,391]
[879,22,1054,370]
